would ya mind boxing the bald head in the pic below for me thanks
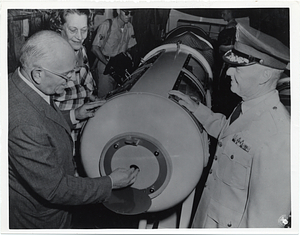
[19,30,75,69]
[18,30,78,95]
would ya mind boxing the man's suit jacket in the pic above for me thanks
[191,91,290,228]
[8,70,112,229]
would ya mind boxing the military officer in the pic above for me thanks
[169,19,290,228]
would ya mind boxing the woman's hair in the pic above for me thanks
[49,9,93,33]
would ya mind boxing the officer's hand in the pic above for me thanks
[109,167,139,189]
[74,100,106,120]
[168,90,198,113]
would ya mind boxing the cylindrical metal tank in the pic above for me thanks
[80,27,214,214]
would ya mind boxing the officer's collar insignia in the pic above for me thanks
[232,134,251,152]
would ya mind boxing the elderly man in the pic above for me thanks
[9,30,139,229]
[169,20,290,228]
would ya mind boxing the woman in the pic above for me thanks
[49,9,98,174]
[50,9,97,104]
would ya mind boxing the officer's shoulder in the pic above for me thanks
[268,102,290,123]
[261,102,290,134]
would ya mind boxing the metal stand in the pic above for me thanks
[138,189,195,229]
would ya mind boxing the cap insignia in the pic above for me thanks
[226,51,250,64]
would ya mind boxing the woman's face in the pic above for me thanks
[61,13,88,51]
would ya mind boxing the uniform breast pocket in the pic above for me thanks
[216,140,252,190]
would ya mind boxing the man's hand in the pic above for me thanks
[74,100,106,120]
[109,167,139,189]
[168,90,199,113]
[89,94,102,102]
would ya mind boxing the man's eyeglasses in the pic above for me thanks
[40,66,81,82]
[121,10,134,16]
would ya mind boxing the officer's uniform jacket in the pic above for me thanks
[192,90,290,228]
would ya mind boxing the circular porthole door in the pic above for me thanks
[80,92,207,213]
[100,132,171,199]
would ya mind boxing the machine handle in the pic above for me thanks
[124,138,140,146]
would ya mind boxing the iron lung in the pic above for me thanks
[80,25,214,214]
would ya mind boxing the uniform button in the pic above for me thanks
[214,156,217,160]
[227,222,232,227]
[218,141,222,147]
[273,106,277,110]
[230,155,234,159]
[209,169,213,174]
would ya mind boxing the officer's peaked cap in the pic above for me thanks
[223,19,289,70]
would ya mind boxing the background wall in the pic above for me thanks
[7,8,289,74]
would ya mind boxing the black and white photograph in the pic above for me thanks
[1,0,299,234]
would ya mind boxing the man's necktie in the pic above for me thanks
[229,102,242,124]
[50,97,58,112]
